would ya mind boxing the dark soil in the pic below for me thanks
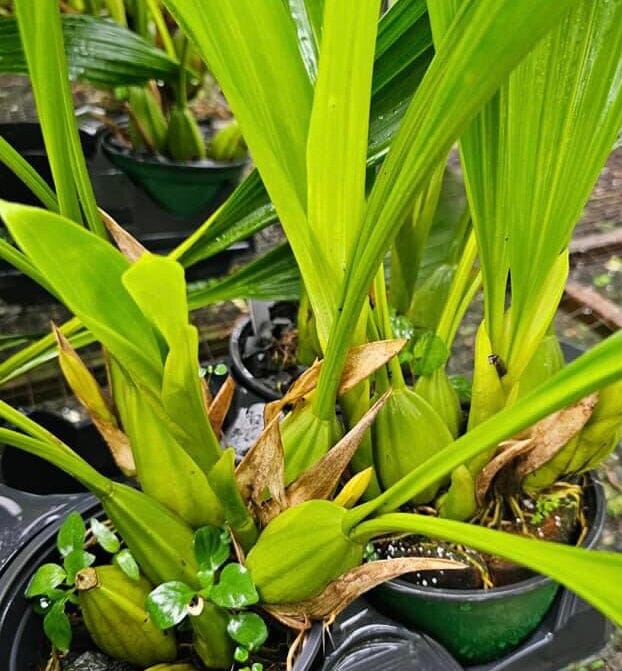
[373,489,582,590]
[49,612,299,671]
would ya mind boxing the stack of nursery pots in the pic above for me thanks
[1,1,622,671]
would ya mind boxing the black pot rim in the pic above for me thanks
[229,314,282,402]
[383,474,606,602]
[0,494,322,671]
[100,126,248,171]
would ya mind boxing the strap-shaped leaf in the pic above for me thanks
[352,511,622,627]
[13,0,103,235]
[171,2,434,271]
[315,0,581,415]
[163,0,338,344]
[503,0,622,373]
[288,0,324,82]
[0,135,58,211]
[0,202,163,388]
[0,15,181,86]
[430,0,622,381]
[122,254,222,467]
[187,244,300,310]
[306,0,381,344]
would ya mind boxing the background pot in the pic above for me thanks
[229,301,305,402]
[101,128,246,218]
[367,475,607,665]
[0,122,96,303]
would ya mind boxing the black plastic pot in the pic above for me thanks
[0,122,96,303]
[229,301,304,402]
[368,475,607,665]
[101,128,247,218]
[0,484,322,671]
[0,410,118,495]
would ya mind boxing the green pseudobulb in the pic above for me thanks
[76,565,176,666]
[373,387,453,504]
[246,500,363,604]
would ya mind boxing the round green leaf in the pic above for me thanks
[234,645,249,662]
[63,549,96,584]
[210,564,259,609]
[43,600,71,652]
[57,512,85,557]
[113,549,140,581]
[193,525,230,572]
[145,581,196,630]
[25,563,67,598]
[227,612,268,651]
[90,517,120,554]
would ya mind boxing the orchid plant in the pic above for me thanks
[0,0,622,668]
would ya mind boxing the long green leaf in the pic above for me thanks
[187,244,300,310]
[0,135,58,211]
[0,201,163,388]
[122,254,222,468]
[315,0,581,416]
[287,0,324,82]
[306,0,380,344]
[0,237,53,294]
[0,15,181,86]
[0,427,110,497]
[170,1,434,271]
[171,171,277,268]
[13,1,104,235]
[503,0,622,375]
[352,512,622,626]
[163,0,338,345]
[0,320,94,386]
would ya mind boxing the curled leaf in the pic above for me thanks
[475,439,534,504]
[208,376,236,435]
[266,557,465,623]
[235,415,285,513]
[99,208,147,262]
[514,393,599,479]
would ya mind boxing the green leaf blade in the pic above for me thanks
[113,549,140,581]
[146,581,196,630]
[43,600,72,652]
[26,564,67,598]
[63,549,96,584]
[89,518,120,554]
[227,612,269,652]
[194,526,231,574]
[210,565,259,609]
[57,512,85,558]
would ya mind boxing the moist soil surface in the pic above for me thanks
[373,489,582,590]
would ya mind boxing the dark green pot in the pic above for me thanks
[101,130,246,217]
[369,476,605,665]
